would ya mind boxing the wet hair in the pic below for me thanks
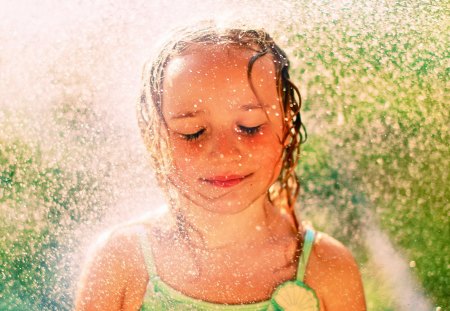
[137,22,306,217]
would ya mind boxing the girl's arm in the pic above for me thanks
[75,228,148,311]
[307,233,366,311]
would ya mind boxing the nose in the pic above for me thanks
[209,129,242,162]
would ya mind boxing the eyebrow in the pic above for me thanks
[169,103,267,120]
[239,103,265,111]
[170,110,204,120]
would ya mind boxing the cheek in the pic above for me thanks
[246,128,283,151]
[245,135,283,165]
[169,139,204,173]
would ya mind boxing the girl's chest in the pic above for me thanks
[153,238,298,304]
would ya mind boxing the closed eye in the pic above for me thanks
[181,128,205,141]
[237,125,262,135]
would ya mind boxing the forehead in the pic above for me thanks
[162,44,278,110]
[167,43,274,74]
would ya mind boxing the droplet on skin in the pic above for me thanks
[271,105,277,109]
[219,154,224,159]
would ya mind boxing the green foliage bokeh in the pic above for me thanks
[291,0,449,307]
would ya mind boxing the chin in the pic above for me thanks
[196,189,268,215]
[171,177,269,214]
[201,199,251,215]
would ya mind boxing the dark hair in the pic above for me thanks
[137,22,306,218]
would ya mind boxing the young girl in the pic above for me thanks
[75,23,366,310]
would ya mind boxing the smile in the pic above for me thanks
[201,174,251,188]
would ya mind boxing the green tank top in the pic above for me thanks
[138,229,318,310]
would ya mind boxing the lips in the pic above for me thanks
[201,174,250,188]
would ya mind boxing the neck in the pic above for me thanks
[172,194,280,250]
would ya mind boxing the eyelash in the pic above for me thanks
[181,128,205,141]
[238,125,262,135]
[180,125,262,141]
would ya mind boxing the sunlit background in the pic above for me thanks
[0,0,448,310]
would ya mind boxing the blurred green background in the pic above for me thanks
[1,0,448,310]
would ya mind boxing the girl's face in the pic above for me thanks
[162,45,285,214]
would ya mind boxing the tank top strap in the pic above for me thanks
[137,228,157,279]
[296,228,315,281]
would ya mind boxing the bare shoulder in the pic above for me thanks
[74,220,155,311]
[305,232,366,311]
